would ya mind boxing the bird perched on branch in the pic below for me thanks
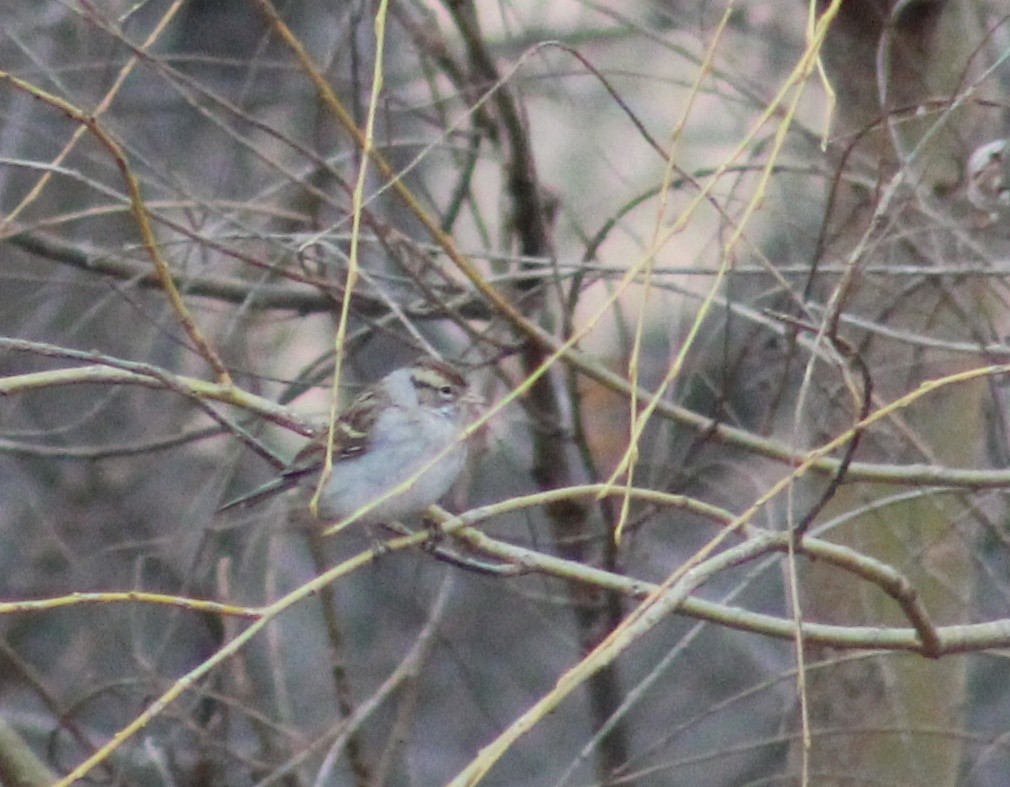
[221,358,482,526]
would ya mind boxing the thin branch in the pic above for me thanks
[0,69,232,383]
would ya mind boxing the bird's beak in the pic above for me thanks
[462,390,486,410]
[461,391,486,421]
[460,390,489,446]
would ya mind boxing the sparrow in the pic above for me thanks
[221,358,481,525]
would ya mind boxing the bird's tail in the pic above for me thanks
[218,474,301,513]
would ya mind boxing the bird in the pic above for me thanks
[220,358,482,526]
[967,138,1010,216]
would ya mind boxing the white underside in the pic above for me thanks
[315,402,466,524]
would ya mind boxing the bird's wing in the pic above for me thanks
[219,383,389,513]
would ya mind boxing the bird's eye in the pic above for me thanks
[439,385,453,398]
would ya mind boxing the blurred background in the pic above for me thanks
[1,1,1010,784]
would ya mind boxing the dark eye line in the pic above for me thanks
[411,362,467,399]
[413,377,454,395]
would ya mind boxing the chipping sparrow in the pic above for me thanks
[221,358,482,525]
[967,138,1010,216]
